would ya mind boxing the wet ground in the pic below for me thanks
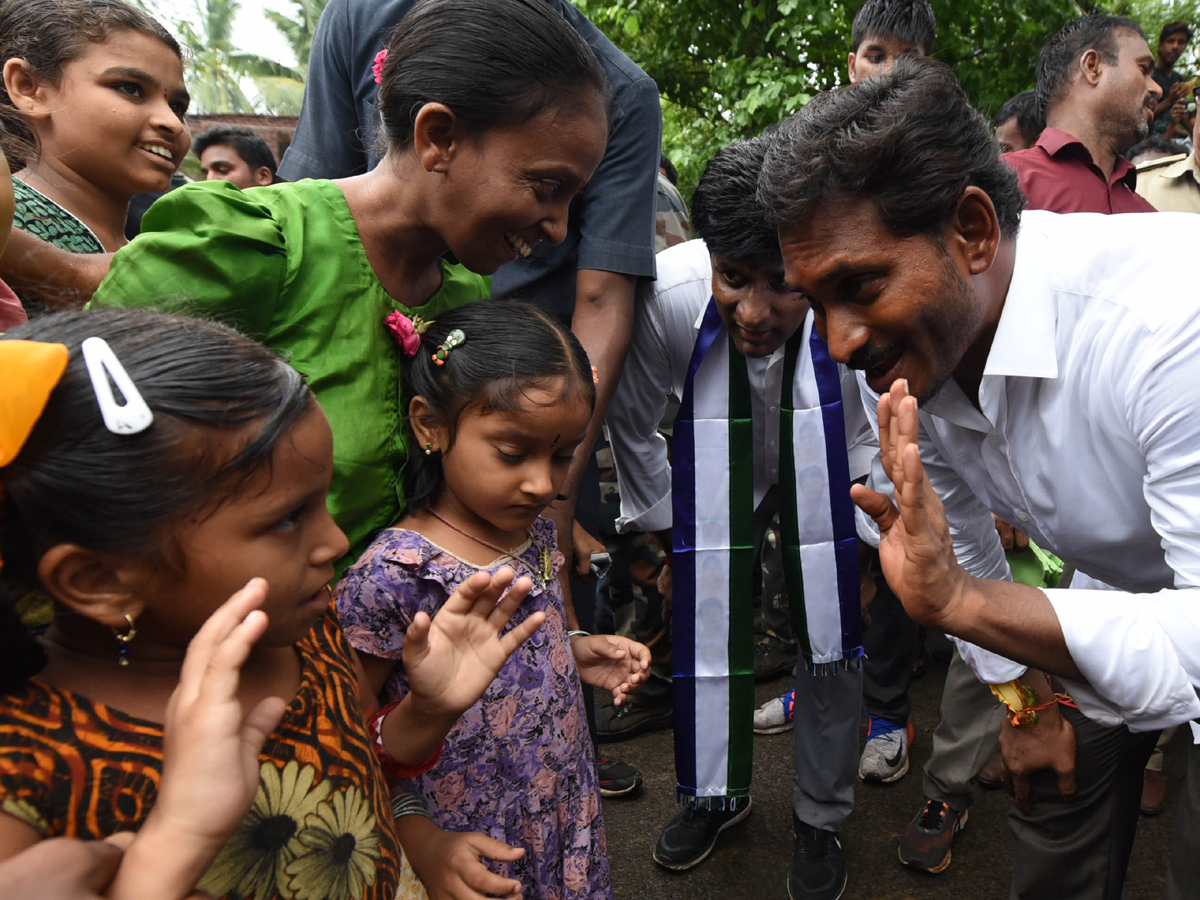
[598,653,1187,900]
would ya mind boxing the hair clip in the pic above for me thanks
[431,329,466,366]
[81,337,153,435]
[372,48,388,85]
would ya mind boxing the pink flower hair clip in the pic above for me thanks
[372,49,388,85]
[384,310,429,358]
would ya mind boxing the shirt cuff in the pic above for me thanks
[616,494,672,534]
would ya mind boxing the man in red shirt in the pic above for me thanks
[1003,15,1160,214]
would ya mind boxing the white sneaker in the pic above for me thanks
[753,689,795,734]
[858,716,913,783]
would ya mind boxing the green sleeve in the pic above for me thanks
[90,181,287,339]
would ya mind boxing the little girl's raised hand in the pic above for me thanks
[108,578,287,900]
[569,634,651,706]
[404,567,546,719]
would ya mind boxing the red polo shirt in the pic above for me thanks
[1002,127,1157,214]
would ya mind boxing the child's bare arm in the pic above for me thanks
[395,814,523,900]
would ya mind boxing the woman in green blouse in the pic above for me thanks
[90,0,609,567]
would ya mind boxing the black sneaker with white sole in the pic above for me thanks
[652,799,754,870]
[596,756,642,798]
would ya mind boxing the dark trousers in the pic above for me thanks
[1165,736,1200,899]
[1007,703,1158,899]
[861,577,918,723]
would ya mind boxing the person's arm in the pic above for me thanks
[0,229,111,311]
[393,814,523,900]
[1153,78,1191,119]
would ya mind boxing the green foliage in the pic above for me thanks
[577,0,1198,198]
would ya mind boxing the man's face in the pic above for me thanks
[1159,30,1188,67]
[199,144,273,189]
[1096,29,1162,149]
[848,35,925,83]
[995,116,1032,153]
[710,253,809,358]
[778,197,990,404]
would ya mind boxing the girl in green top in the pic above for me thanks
[91,0,610,568]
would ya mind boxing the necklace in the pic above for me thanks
[426,508,553,587]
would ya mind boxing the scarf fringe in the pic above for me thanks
[677,790,752,811]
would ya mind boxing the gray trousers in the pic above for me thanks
[793,659,862,831]
[923,649,1005,811]
[1165,737,1200,899]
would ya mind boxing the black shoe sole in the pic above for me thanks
[787,869,847,900]
[651,800,754,871]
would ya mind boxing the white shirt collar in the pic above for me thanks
[982,221,1059,381]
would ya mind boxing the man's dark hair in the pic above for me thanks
[994,89,1044,147]
[659,153,679,186]
[1159,20,1192,45]
[758,57,1025,240]
[850,0,936,55]
[192,126,278,178]
[690,136,779,265]
[1036,15,1147,115]
[1123,133,1187,161]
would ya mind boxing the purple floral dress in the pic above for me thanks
[335,518,611,900]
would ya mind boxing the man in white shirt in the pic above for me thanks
[758,55,1200,899]
[607,137,870,900]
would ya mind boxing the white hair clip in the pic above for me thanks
[81,337,153,435]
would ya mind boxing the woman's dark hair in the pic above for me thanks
[758,57,1025,240]
[375,0,608,153]
[402,300,595,508]
[0,308,312,685]
[0,0,183,169]
[851,0,936,55]
[1036,15,1146,116]
[691,136,779,266]
[993,89,1044,149]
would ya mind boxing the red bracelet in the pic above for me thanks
[368,700,443,778]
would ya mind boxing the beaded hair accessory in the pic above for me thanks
[431,329,466,366]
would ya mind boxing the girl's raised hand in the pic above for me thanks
[403,567,545,720]
[570,634,651,706]
[108,578,286,900]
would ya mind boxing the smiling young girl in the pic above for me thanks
[0,308,548,900]
[0,0,188,270]
[337,302,649,900]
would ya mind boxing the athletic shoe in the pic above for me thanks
[754,689,796,734]
[788,819,846,900]
[897,798,968,873]
[652,799,754,870]
[597,756,642,798]
[596,698,674,743]
[754,641,797,680]
[858,715,914,784]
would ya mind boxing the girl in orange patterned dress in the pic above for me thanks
[0,308,543,900]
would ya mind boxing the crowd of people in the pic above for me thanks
[0,0,1199,899]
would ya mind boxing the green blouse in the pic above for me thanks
[89,179,489,569]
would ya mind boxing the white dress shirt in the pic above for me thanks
[608,238,873,534]
[860,209,1200,734]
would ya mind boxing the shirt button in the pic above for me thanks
[1017,511,1030,523]
[770,406,778,413]
[769,441,777,448]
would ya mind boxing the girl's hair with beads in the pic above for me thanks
[402,300,595,509]
[0,308,311,688]
[0,0,183,168]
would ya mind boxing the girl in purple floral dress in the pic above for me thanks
[336,303,650,900]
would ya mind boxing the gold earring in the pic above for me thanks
[114,613,137,666]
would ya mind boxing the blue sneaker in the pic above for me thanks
[754,689,795,734]
[858,715,914,783]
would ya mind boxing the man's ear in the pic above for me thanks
[36,544,144,629]
[408,395,450,454]
[951,186,1002,276]
[412,102,462,175]
[252,166,274,187]
[3,58,50,120]
[1080,47,1104,88]
[846,52,859,83]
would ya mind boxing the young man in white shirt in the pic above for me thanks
[759,55,1200,899]
[607,137,871,900]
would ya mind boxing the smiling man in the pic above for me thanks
[759,55,1200,899]
[607,137,872,900]
[1003,15,1161,214]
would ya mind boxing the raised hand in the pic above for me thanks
[403,568,545,720]
[571,634,650,705]
[849,379,970,629]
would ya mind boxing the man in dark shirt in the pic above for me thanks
[1150,21,1192,133]
[1002,15,1160,214]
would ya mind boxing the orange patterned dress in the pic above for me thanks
[0,606,426,900]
